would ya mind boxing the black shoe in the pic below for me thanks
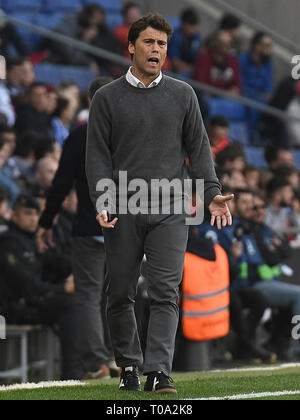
[119,367,141,392]
[144,371,177,394]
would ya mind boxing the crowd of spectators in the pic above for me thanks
[0,2,300,379]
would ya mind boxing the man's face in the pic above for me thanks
[281,185,294,206]
[30,86,48,112]
[36,158,58,188]
[276,150,294,168]
[0,143,10,169]
[2,132,16,157]
[125,7,142,25]
[255,36,273,61]
[21,60,35,86]
[129,27,168,77]
[210,126,229,145]
[12,208,40,233]
[214,32,232,56]
[235,193,254,220]
[252,196,267,224]
[182,23,197,37]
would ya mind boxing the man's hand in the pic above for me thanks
[209,194,234,230]
[64,275,75,295]
[37,227,53,253]
[96,210,118,229]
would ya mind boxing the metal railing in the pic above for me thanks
[2,10,300,123]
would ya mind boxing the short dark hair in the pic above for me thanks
[251,31,268,49]
[15,131,42,158]
[267,177,291,198]
[0,136,7,150]
[88,77,113,100]
[181,8,200,26]
[128,14,173,45]
[209,115,229,128]
[264,144,290,165]
[53,97,70,118]
[234,189,253,202]
[122,2,141,17]
[219,14,241,31]
[216,143,245,168]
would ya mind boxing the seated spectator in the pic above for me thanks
[0,187,10,233]
[243,164,260,191]
[0,195,77,379]
[286,81,300,148]
[44,86,59,117]
[265,178,294,237]
[14,131,46,178]
[114,2,142,58]
[15,83,52,137]
[240,32,274,130]
[57,81,80,119]
[35,157,59,190]
[52,97,76,147]
[207,115,230,159]
[168,8,202,78]
[0,76,15,127]
[6,58,25,99]
[34,136,62,163]
[219,14,242,54]
[0,136,20,204]
[265,145,295,170]
[194,30,242,94]
[216,142,246,172]
[272,166,300,191]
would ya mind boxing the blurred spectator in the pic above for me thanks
[216,142,246,171]
[286,81,300,148]
[15,83,52,136]
[0,187,10,232]
[6,58,25,98]
[0,136,20,203]
[168,8,201,78]
[44,86,58,116]
[52,97,76,147]
[34,136,62,163]
[35,157,59,190]
[57,81,80,117]
[194,30,242,94]
[265,178,294,236]
[240,32,274,130]
[114,2,142,58]
[243,164,260,191]
[272,166,300,191]
[207,115,230,159]
[0,195,77,379]
[219,14,241,54]
[0,72,15,126]
[265,145,295,170]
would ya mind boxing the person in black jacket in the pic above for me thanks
[0,195,77,379]
[37,77,118,381]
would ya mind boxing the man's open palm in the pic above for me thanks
[209,194,234,230]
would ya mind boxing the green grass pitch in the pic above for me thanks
[0,365,300,401]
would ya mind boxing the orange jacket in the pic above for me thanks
[182,245,230,341]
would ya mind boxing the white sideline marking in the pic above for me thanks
[0,381,85,392]
[210,363,300,373]
[188,391,300,401]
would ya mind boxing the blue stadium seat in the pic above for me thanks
[2,0,42,12]
[35,13,65,30]
[293,150,300,170]
[166,17,180,30]
[106,12,122,29]
[229,122,250,146]
[9,12,40,51]
[208,98,246,121]
[81,0,122,13]
[245,147,267,168]
[43,0,82,13]
[34,64,97,91]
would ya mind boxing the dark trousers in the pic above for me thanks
[72,237,111,377]
[103,212,189,376]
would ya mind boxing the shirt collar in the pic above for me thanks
[126,67,162,89]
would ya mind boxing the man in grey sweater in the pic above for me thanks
[86,14,233,394]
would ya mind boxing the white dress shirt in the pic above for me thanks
[126,67,162,89]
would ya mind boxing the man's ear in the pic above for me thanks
[128,42,135,57]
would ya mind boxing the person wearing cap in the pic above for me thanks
[0,195,78,379]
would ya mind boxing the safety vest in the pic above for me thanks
[182,245,230,341]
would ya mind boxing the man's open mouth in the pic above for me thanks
[148,58,160,64]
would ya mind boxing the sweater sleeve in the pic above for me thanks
[183,87,222,206]
[39,130,82,229]
[86,90,114,214]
